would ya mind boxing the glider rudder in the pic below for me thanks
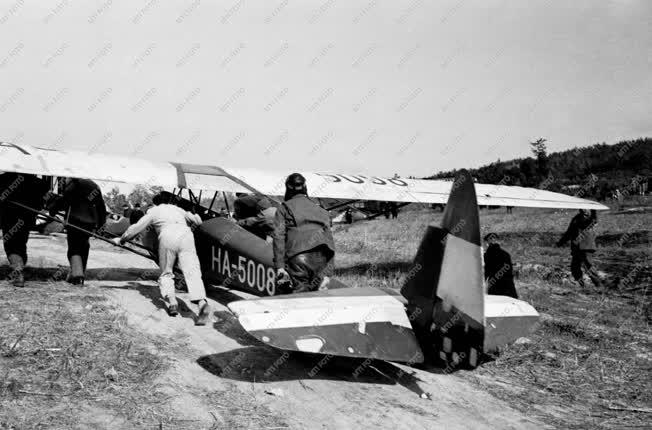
[401,170,485,368]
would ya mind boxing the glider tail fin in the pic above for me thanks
[401,170,485,367]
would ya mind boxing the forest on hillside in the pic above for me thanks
[427,138,651,201]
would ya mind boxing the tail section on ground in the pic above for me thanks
[228,287,424,363]
[401,170,486,367]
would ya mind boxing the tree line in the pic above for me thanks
[427,138,651,201]
[103,184,164,213]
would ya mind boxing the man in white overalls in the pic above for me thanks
[117,193,211,325]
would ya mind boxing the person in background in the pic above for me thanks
[233,192,276,240]
[381,202,390,219]
[614,189,624,211]
[0,173,48,287]
[272,173,335,293]
[116,192,211,325]
[49,178,107,285]
[389,202,399,219]
[344,208,353,224]
[556,209,602,287]
[129,202,145,225]
[483,233,518,298]
[122,203,131,219]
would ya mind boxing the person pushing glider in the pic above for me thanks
[232,193,276,240]
[272,173,335,293]
[116,192,212,325]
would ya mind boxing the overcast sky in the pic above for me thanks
[0,0,650,178]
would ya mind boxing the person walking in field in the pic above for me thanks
[272,173,335,293]
[556,209,602,288]
[116,193,211,324]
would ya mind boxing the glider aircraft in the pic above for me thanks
[0,142,608,367]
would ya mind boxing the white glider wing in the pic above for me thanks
[0,142,607,210]
[225,168,608,210]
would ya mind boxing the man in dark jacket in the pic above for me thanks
[233,193,276,240]
[272,173,335,293]
[50,178,107,285]
[483,233,518,298]
[0,173,48,287]
[556,209,601,287]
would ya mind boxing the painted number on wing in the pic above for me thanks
[316,173,408,186]
[211,245,275,295]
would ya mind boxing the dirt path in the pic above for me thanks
[25,234,545,429]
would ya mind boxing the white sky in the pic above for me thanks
[0,0,650,178]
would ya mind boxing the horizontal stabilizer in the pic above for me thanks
[484,295,539,352]
[228,287,424,363]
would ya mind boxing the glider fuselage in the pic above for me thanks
[194,217,348,297]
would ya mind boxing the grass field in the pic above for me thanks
[0,280,176,429]
[333,205,651,429]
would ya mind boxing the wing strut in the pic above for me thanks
[222,191,231,217]
[208,191,218,213]
[324,199,361,212]
[7,200,155,260]
[170,163,282,207]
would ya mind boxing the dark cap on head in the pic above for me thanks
[483,232,499,243]
[284,173,307,200]
[152,192,171,206]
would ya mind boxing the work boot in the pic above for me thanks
[69,255,85,277]
[168,303,179,317]
[166,296,179,317]
[195,301,211,326]
[7,254,25,287]
[276,278,293,294]
[67,255,86,286]
[66,274,85,286]
[10,270,25,288]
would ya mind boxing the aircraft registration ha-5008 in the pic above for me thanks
[0,142,608,367]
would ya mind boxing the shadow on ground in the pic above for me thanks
[0,265,159,282]
[197,347,432,397]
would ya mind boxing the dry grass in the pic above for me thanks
[332,203,651,429]
[0,281,177,429]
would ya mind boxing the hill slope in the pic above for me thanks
[427,138,651,200]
